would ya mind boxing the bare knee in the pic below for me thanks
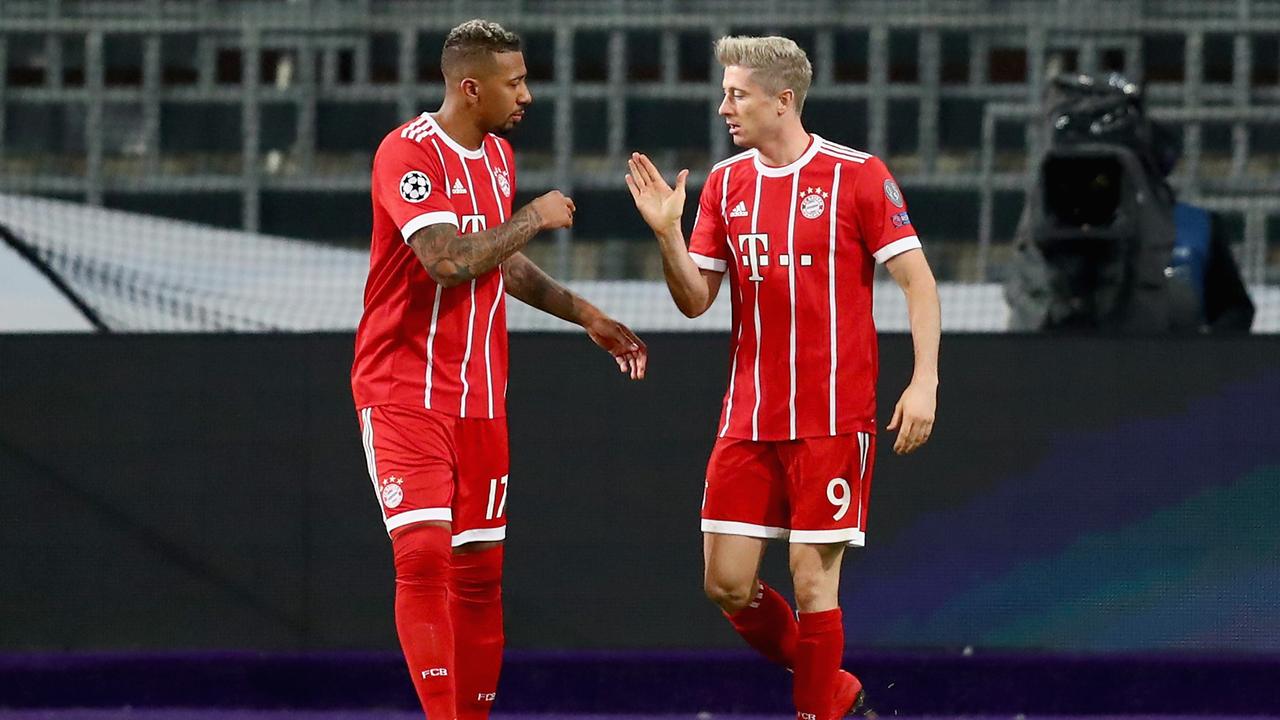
[704,574,757,614]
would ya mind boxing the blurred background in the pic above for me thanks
[2,0,1280,718]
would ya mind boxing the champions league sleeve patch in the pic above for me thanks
[883,179,904,208]
[399,171,431,203]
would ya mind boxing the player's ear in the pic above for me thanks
[777,89,794,116]
[460,77,482,103]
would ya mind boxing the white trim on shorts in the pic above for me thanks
[452,526,507,547]
[385,507,453,534]
[790,527,866,547]
[701,519,790,540]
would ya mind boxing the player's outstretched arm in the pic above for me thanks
[502,252,648,380]
[408,191,575,288]
[625,152,723,318]
[885,249,941,455]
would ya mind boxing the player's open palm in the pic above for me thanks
[626,152,688,234]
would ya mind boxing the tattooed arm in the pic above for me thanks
[501,251,590,325]
[502,251,649,380]
[408,191,574,288]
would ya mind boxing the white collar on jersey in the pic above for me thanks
[752,133,824,178]
[426,113,486,160]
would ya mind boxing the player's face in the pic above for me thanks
[477,51,532,134]
[718,66,780,148]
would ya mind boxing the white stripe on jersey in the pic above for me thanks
[818,149,869,164]
[457,157,482,418]
[828,163,843,436]
[428,137,453,198]
[483,273,503,418]
[359,408,388,524]
[481,141,507,420]
[482,142,507,223]
[749,171,764,442]
[719,165,740,438]
[712,149,754,172]
[409,113,434,143]
[821,139,872,158]
[492,135,511,174]
[874,235,923,264]
[401,113,430,139]
[786,170,800,440]
[424,284,442,409]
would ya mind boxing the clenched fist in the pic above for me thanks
[530,191,576,231]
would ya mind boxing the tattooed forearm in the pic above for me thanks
[502,252,589,325]
[409,204,544,288]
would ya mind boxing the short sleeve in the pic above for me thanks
[373,138,458,244]
[687,169,730,273]
[853,156,922,264]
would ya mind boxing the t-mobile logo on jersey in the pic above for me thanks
[461,214,487,234]
[738,233,770,281]
[737,233,813,282]
[421,667,449,678]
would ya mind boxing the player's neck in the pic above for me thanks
[753,122,812,168]
[431,103,486,151]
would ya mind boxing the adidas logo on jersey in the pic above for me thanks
[452,179,467,195]
[729,201,749,218]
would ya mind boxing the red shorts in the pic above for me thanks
[701,432,874,546]
[357,405,509,546]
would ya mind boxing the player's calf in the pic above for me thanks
[391,523,457,720]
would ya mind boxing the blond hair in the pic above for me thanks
[714,35,813,114]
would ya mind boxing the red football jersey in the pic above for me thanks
[688,135,922,441]
[352,113,517,418]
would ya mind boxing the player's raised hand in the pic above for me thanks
[529,190,576,231]
[887,380,936,455]
[584,313,648,380]
[625,152,688,235]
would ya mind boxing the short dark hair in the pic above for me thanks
[441,19,522,78]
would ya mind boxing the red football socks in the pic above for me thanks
[451,544,505,720]
[391,524,456,719]
[794,608,845,720]
[725,581,799,667]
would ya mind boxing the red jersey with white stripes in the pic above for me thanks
[352,112,517,418]
[688,135,922,441]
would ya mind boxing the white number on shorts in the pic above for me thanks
[827,477,851,521]
[485,474,509,520]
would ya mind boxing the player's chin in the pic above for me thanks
[497,113,525,134]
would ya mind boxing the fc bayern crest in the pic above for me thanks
[798,187,829,220]
[380,476,405,508]
[399,171,431,203]
[883,179,904,208]
[494,169,511,198]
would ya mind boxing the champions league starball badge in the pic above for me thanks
[399,171,431,203]
[883,179,904,208]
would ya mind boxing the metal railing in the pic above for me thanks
[1,0,1278,284]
